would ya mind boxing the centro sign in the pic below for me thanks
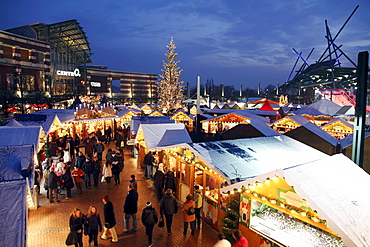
[56,68,81,77]
[90,81,101,87]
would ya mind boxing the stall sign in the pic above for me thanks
[278,188,311,211]
[90,81,102,88]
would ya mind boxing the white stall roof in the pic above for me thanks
[294,99,342,116]
[32,109,76,123]
[221,154,370,247]
[187,135,328,182]
[0,126,43,151]
[130,116,174,136]
[12,114,60,135]
[136,123,192,151]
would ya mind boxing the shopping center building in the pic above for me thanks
[0,19,157,113]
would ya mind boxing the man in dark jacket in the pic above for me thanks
[154,164,165,201]
[82,157,93,189]
[75,151,86,169]
[101,195,118,243]
[48,167,59,203]
[61,166,74,199]
[123,184,138,232]
[160,189,178,234]
[142,201,158,247]
[91,156,101,187]
[143,151,155,179]
[164,169,176,193]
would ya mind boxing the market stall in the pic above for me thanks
[220,154,370,247]
[170,109,195,132]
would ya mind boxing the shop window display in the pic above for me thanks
[250,200,345,247]
[205,174,219,202]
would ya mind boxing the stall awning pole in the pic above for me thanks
[352,51,369,168]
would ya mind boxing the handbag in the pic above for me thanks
[101,175,105,183]
[158,216,165,227]
[104,222,111,228]
[65,231,78,245]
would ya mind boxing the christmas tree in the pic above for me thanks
[221,192,240,243]
[157,37,184,113]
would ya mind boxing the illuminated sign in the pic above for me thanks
[90,81,101,87]
[56,68,81,77]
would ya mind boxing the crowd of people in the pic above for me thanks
[37,127,250,247]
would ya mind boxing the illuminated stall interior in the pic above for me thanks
[201,111,269,134]
[270,115,310,134]
[320,118,354,139]
[170,109,195,132]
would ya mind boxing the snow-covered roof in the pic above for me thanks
[294,99,342,116]
[335,105,355,116]
[244,119,281,137]
[130,116,174,136]
[0,126,43,151]
[136,123,192,151]
[13,113,61,135]
[186,135,328,182]
[5,118,23,126]
[290,122,339,146]
[221,154,370,247]
[32,109,76,123]
[340,132,370,149]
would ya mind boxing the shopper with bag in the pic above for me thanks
[180,194,196,235]
[160,189,178,235]
[141,201,158,247]
[100,195,118,243]
[67,208,84,247]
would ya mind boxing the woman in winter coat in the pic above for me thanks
[85,205,102,247]
[69,208,85,247]
[164,169,176,193]
[61,166,74,199]
[100,195,118,243]
[180,194,196,235]
[102,161,113,189]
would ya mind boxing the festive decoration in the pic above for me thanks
[221,191,240,243]
[157,37,184,113]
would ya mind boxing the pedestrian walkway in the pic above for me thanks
[28,145,219,247]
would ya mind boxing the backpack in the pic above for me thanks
[187,207,195,215]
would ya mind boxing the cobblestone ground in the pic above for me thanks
[28,144,219,247]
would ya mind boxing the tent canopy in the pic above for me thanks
[130,116,174,136]
[186,135,328,182]
[294,99,342,116]
[0,126,43,152]
[135,123,192,151]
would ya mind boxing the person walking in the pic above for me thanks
[154,164,165,201]
[84,139,94,160]
[143,151,155,179]
[71,166,84,195]
[232,229,249,247]
[129,174,138,192]
[82,157,93,189]
[69,208,85,247]
[123,184,138,233]
[102,161,113,189]
[141,202,158,247]
[91,156,101,187]
[213,233,232,247]
[160,189,178,235]
[75,151,86,169]
[95,140,105,161]
[61,166,74,199]
[193,185,203,228]
[112,151,123,185]
[180,194,196,235]
[164,169,176,193]
[100,195,118,243]
[85,206,102,247]
[48,167,59,203]
[105,126,112,144]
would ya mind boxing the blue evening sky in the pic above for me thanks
[1,0,369,89]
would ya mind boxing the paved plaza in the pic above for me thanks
[28,145,219,247]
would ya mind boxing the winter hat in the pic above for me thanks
[158,163,164,171]
[146,202,152,207]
